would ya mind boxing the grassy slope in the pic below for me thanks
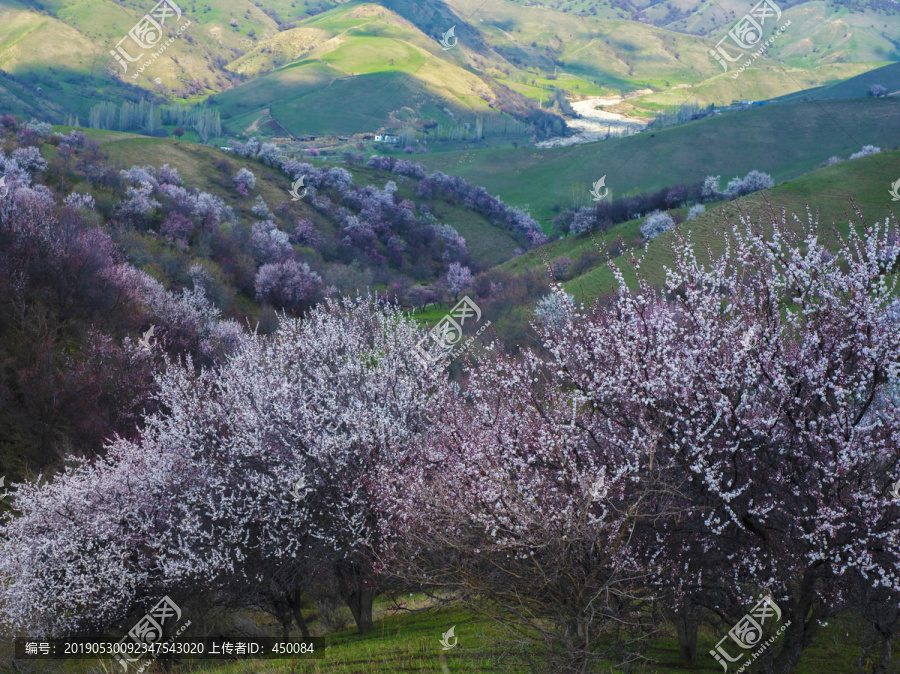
[0,70,67,121]
[22,596,882,673]
[498,148,900,302]
[0,0,328,114]
[214,2,508,136]
[772,60,900,103]
[630,62,884,109]
[504,0,900,61]
[0,0,116,116]
[446,0,719,89]
[449,0,900,118]
[210,0,898,139]
[86,128,522,268]
[418,97,900,222]
[0,0,895,132]
[771,1,900,65]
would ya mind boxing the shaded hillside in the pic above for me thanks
[0,0,894,136]
[772,60,900,102]
[214,1,564,138]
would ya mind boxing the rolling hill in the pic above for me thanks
[81,126,526,269]
[498,146,900,300]
[504,0,900,43]
[417,96,900,222]
[772,59,900,101]
[0,0,891,142]
[213,2,520,137]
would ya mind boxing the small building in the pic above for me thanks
[374,134,400,144]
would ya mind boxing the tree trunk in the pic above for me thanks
[668,597,700,663]
[287,589,312,640]
[345,587,374,635]
[760,572,824,674]
[274,597,292,641]
[335,564,375,635]
[873,629,893,674]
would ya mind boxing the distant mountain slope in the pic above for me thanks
[504,0,900,38]
[0,0,245,120]
[772,60,900,101]
[0,68,66,120]
[214,1,546,136]
[0,0,895,133]
[627,62,880,109]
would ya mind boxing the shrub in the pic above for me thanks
[161,212,195,244]
[11,146,48,174]
[686,204,706,220]
[22,118,52,138]
[640,210,676,241]
[722,170,774,199]
[700,175,721,202]
[233,168,256,191]
[254,259,323,309]
[156,164,183,186]
[250,220,292,264]
[534,290,575,330]
[850,145,881,160]
[120,165,159,189]
[551,256,574,280]
[251,196,273,219]
[54,130,86,149]
[257,143,282,166]
[444,262,473,299]
[64,192,96,211]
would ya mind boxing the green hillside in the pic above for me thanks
[626,62,882,110]
[504,0,900,52]
[0,0,895,134]
[213,2,529,136]
[0,68,67,120]
[206,0,900,140]
[0,0,255,118]
[499,148,900,301]
[84,128,523,268]
[419,97,900,222]
[773,60,900,102]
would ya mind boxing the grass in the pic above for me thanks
[79,128,523,269]
[203,0,900,141]
[498,148,900,303]
[11,595,887,673]
[0,0,898,129]
[628,62,884,110]
[772,61,900,104]
[215,2,502,137]
[0,0,260,114]
[419,97,900,223]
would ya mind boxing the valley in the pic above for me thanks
[0,0,899,672]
